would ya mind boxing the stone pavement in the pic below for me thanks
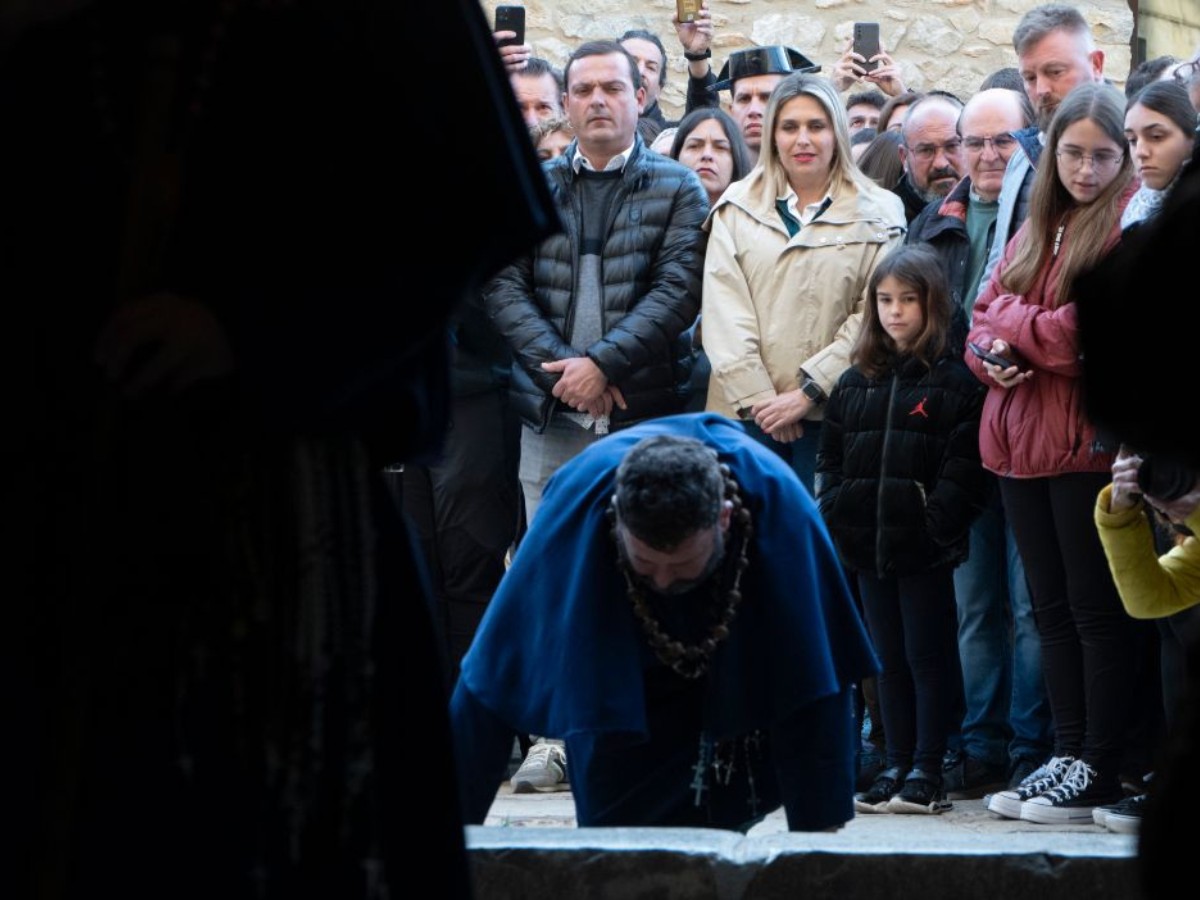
[466,786,1144,899]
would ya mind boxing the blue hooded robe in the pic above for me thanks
[452,412,879,830]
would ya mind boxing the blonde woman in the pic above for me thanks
[702,72,906,491]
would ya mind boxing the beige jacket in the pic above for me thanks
[701,172,905,419]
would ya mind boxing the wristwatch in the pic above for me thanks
[683,49,712,61]
[799,376,827,406]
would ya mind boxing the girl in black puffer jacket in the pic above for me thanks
[817,244,988,817]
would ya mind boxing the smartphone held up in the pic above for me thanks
[494,5,526,48]
[852,22,881,73]
[676,0,703,24]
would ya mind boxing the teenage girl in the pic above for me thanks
[965,82,1140,825]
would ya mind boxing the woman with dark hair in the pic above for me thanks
[818,245,987,815]
[668,107,753,412]
[1121,79,1196,230]
[855,128,905,190]
[966,82,1141,825]
[669,107,753,206]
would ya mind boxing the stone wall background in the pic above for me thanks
[481,1,1135,119]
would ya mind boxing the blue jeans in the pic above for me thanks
[741,419,822,496]
[951,486,1052,768]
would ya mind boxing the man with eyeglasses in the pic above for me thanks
[974,4,1105,295]
[905,86,1052,803]
[894,93,965,222]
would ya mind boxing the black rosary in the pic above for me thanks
[608,464,753,680]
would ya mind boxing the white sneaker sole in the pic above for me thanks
[1019,801,1097,825]
[511,778,570,794]
[987,793,1025,819]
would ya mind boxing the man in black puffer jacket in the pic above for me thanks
[485,39,708,528]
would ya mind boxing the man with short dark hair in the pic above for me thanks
[619,1,722,130]
[510,56,564,129]
[450,413,879,831]
[710,45,821,164]
[485,45,709,803]
[846,89,886,135]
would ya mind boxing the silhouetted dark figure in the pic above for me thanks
[3,1,555,898]
[1077,141,1200,900]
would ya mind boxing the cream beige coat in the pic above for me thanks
[701,172,905,419]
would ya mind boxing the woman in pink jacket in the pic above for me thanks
[965,83,1139,826]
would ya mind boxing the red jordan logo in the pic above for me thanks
[909,397,929,418]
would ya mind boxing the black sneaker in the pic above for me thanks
[1103,793,1147,834]
[854,765,904,814]
[1092,790,1146,827]
[942,751,1008,800]
[855,748,886,793]
[1006,754,1043,789]
[1019,760,1124,824]
[988,755,1075,819]
[887,769,953,815]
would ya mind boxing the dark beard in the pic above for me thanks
[618,529,726,597]
[919,167,958,201]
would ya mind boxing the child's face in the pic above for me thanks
[875,275,925,351]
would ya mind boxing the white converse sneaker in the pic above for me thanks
[987,755,1075,819]
[1020,759,1125,825]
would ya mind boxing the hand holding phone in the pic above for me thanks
[968,341,1017,370]
[852,22,881,73]
[494,5,526,48]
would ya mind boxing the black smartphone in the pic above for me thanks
[495,5,526,48]
[968,341,1016,369]
[853,22,881,73]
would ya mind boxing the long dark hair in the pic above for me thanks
[1127,79,1198,146]
[852,244,953,378]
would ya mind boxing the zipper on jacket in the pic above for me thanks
[875,372,900,578]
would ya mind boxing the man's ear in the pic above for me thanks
[718,499,733,533]
[898,144,910,172]
[635,85,647,113]
[1089,50,1105,81]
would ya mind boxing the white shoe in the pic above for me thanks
[510,742,569,793]
[987,755,1075,819]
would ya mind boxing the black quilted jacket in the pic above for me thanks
[816,351,989,576]
[483,138,708,432]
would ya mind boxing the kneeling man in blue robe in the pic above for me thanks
[451,412,879,831]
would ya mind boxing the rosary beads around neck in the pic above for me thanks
[609,464,753,680]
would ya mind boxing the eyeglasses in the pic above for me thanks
[905,138,963,160]
[962,133,1017,153]
[1054,146,1124,170]
[1174,60,1199,85]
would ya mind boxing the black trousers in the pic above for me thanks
[857,565,959,776]
[402,389,522,680]
[999,473,1137,779]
